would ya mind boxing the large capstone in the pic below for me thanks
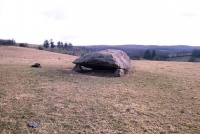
[72,49,132,76]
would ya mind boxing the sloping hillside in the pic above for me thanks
[0,46,200,133]
[0,46,76,65]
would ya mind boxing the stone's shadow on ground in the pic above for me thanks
[78,69,117,77]
[58,68,117,78]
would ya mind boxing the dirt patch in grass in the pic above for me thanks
[0,46,200,133]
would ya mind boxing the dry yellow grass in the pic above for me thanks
[0,46,200,133]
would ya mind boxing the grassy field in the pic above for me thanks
[0,46,200,134]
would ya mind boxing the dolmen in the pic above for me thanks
[72,49,132,77]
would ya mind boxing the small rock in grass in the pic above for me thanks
[28,122,38,128]
[126,108,131,112]
[31,63,41,68]
[143,128,148,132]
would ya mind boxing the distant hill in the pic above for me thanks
[73,45,200,60]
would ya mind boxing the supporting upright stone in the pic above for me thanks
[114,69,125,77]
[72,64,83,72]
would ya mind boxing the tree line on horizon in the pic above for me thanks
[143,49,156,60]
[43,39,73,50]
[0,39,16,46]
[192,49,200,58]
[188,49,200,62]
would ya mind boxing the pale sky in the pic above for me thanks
[0,0,200,46]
